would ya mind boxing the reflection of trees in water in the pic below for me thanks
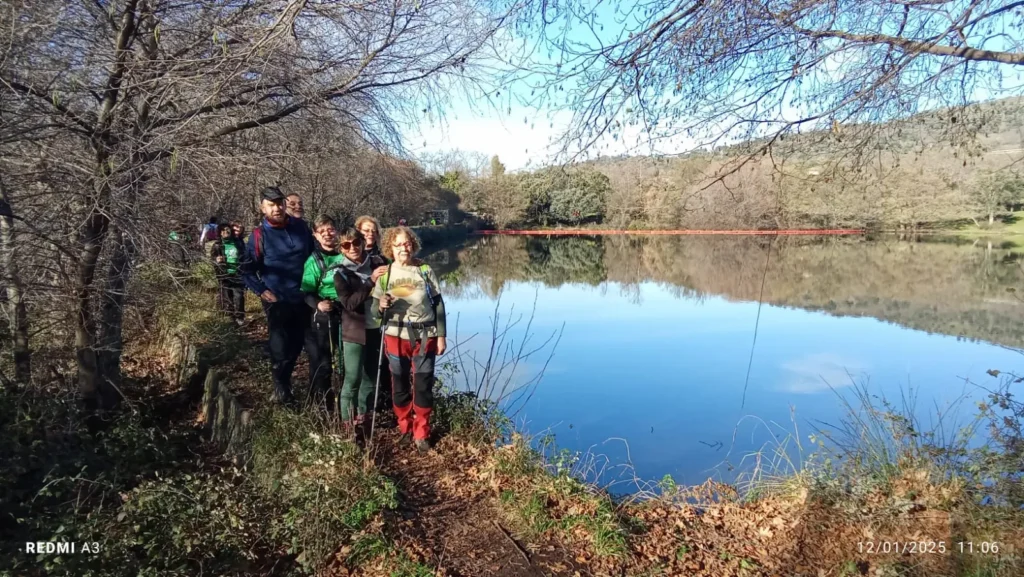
[451,235,1024,348]
[522,237,605,286]
[445,236,605,298]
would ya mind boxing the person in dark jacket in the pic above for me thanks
[241,186,314,406]
[199,216,218,258]
[354,214,391,410]
[300,215,344,413]
[210,223,246,325]
[333,226,388,444]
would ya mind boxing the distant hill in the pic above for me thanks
[568,97,1024,230]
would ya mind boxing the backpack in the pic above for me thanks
[252,225,266,264]
[311,250,349,292]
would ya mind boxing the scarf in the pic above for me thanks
[340,253,374,283]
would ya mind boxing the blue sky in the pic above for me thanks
[400,0,668,171]
[400,3,1024,172]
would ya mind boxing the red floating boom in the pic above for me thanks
[473,229,865,236]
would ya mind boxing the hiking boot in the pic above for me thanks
[354,415,368,449]
[398,432,413,446]
[415,439,430,454]
[272,388,298,409]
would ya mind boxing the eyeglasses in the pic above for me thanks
[340,240,364,250]
[393,242,413,249]
[315,228,336,236]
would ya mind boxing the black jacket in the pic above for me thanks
[332,254,388,345]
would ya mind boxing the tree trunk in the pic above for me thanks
[0,177,31,383]
[989,212,995,225]
[75,196,112,411]
[95,225,135,405]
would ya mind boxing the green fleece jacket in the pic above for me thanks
[301,249,346,300]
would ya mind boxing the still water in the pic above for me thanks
[423,234,1024,489]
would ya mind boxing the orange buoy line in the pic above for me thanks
[473,229,865,236]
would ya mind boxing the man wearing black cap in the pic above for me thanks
[241,186,314,406]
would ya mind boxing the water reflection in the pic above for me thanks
[434,235,1024,348]
[425,235,1024,487]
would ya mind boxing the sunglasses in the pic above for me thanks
[340,240,364,250]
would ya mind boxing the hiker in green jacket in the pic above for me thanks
[333,225,389,445]
[210,223,246,325]
[301,215,345,413]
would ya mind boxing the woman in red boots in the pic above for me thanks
[371,226,447,453]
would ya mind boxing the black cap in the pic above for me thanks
[261,186,285,202]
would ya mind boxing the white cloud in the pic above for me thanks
[777,353,867,394]
[402,101,705,171]
[404,107,570,172]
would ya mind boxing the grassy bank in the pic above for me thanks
[464,379,1024,577]
[2,266,1022,576]
[941,212,1024,248]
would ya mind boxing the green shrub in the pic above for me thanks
[252,408,399,574]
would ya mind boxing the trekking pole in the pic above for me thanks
[368,303,389,445]
[326,317,337,423]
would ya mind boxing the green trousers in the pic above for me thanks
[338,340,377,421]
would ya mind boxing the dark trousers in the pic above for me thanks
[305,310,338,412]
[263,301,310,403]
[171,241,191,270]
[217,277,245,320]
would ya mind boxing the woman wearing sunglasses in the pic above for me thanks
[371,226,447,453]
[332,226,389,445]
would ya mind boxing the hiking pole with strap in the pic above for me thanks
[327,315,338,422]
[368,317,388,445]
[368,264,392,445]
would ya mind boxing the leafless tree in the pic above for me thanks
[522,1,1024,172]
[0,0,516,409]
[419,149,492,177]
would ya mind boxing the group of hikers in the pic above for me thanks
[201,186,446,453]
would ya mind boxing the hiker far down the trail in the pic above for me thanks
[371,226,447,454]
[210,222,246,326]
[199,215,218,258]
[240,186,314,408]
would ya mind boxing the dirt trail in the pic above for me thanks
[232,326,581,576]
[359,429,585,577]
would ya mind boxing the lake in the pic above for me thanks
[423,234,1024,491]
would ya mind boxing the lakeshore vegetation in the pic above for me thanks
[3,1,1024,576]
